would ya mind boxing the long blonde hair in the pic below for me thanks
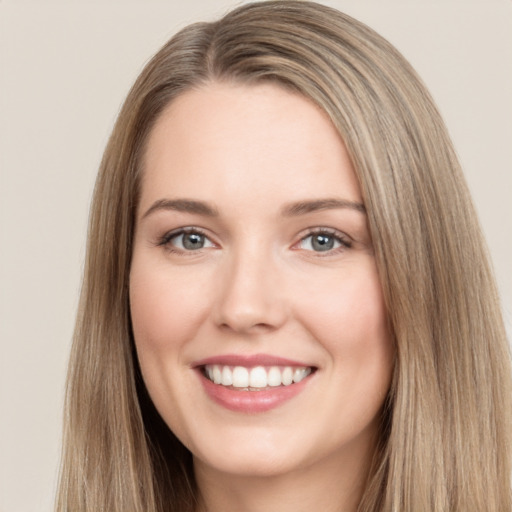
[56,2,512,510]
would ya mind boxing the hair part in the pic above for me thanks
[57,2,512,511]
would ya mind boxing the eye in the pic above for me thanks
[159,228,215,252]
[297,230,351,253]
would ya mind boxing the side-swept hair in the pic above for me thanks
[57,2,512,510]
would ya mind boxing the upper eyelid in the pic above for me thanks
[164,226,209,237]
[298,227,352,242]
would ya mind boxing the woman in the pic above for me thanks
[56,1,512,511]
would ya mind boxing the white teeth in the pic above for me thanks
[249,366,267,387]
[212,365,222,384]
[293,368,308,383]
[282,367,293,386]
[267,366,282,387]
[221,366,233,386]
[232,366,249,388]
[204,364,312,389]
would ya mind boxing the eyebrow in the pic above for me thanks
[141,197,366,220]
[281,198,366,216]
[141,198,219,219]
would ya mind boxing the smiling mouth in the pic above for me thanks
[202,364,314,390]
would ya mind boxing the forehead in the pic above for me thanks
[140,81,361,211]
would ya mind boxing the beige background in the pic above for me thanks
[1,1,510,511]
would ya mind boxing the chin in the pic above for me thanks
[194,447,306,479]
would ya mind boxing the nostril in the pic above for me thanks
[217,318,280,334]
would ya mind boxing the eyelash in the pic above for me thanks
[156,227,212,254]
[156,227,352,255]
[296,228,352,256]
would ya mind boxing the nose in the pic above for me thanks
[213,247,287,334]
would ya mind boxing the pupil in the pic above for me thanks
[183,233,204,250]
[312,234,334,251]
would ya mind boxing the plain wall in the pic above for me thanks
[1,1,510,511]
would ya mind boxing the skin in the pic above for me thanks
[130,82,394,512]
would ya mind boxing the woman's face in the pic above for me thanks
[130,82,394,480]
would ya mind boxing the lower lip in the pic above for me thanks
[198,371,313,413]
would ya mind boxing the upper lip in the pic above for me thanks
[192,353,315,368]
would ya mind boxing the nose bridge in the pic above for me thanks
[214,238,286,333]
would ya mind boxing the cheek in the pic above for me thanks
[301,264,387,333]
[296,262,393,379]
[129,261,210,360]
[128,261,213,441]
